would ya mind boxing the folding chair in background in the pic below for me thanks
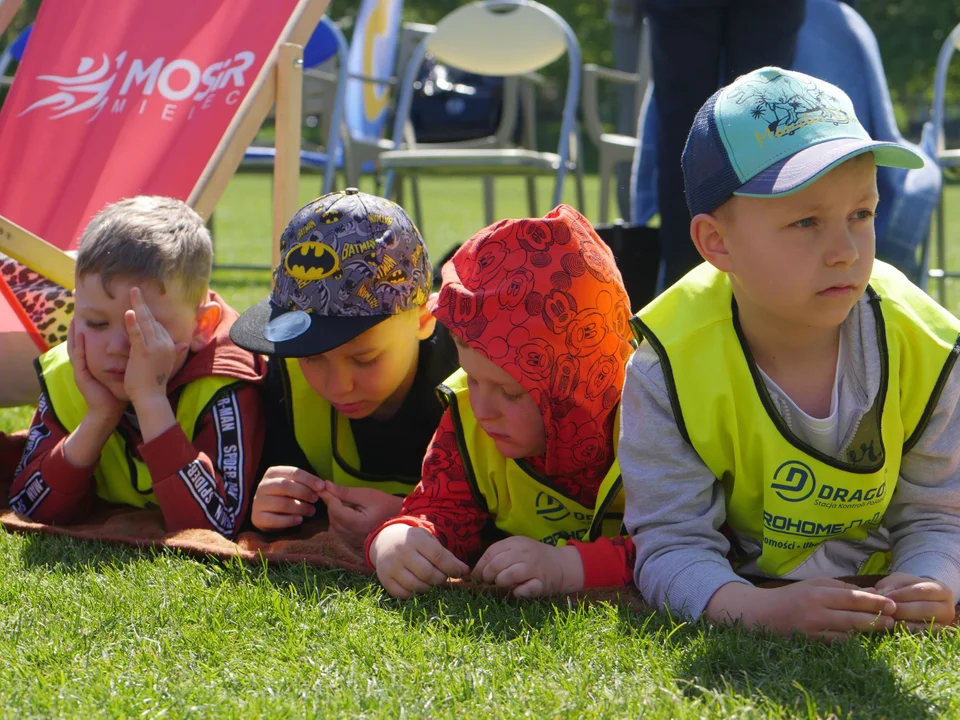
[630,0,942,290]
[241,15,348,199]
[0,0,328,406]
[920,22,960,305]
[381,0,585,224]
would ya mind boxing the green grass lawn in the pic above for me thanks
[1,176,960,717]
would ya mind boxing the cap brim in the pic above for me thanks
[230,298,391,358]
[735,137,925,198]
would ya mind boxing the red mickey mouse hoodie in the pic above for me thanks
[366,205,637,588]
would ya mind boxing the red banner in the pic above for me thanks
[0,0,300,252]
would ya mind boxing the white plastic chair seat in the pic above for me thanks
[938,148,960,167]
[600,133,637,151]
[379,148,563,175]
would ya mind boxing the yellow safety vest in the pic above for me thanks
[36,342,240,509]
[280,357,420,497]
[633,260,960,576]
[436,368,626,545]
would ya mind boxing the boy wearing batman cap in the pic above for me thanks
[231,189,458,543]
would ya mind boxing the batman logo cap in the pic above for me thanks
[230,189,432,357]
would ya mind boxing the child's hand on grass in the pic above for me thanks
[706,577,897,642]
[315,482,403,547]
[251,466,324,531]
[472,536,585,597]
[875,572,956,631]
[68,320,125,426]
[368,524,468,599]
[123,287,187,406]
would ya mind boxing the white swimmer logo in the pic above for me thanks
[17,50,257,123]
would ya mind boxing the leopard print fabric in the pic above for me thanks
[0,254,73,348]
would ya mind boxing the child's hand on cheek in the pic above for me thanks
[472,536,585,597]
[123,287,188,407]
[67,320,125,425]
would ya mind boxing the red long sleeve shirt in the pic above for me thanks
[8,294,266,539]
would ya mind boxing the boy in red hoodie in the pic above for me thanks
[367,205,637,598]
[8,196,265,538]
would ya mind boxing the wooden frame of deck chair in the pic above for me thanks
[0,0,326,406]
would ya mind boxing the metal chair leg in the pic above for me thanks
[937,191,947,307]
[526,177,537,217]
[483,177,495,225]
[599,152,612,225]
[410,176,424,231]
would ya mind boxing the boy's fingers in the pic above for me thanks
[477,548,520,584]
[826,589,896,616]
[380,572,415,600]
[254,495,316,517]
[419,538,468,579]
[73,331,87,371]
[263,466,325,492]
[254,511,305,530]
[407,552,453,586]
[892,601,953,623]
[493,562,535,590]
[393,568,432,597]
[471,546,503,581]
[512,578,544,598]
[131,288,157,341]
[883,582,948,604]
[264,478,320,503]
[125,310,145,348]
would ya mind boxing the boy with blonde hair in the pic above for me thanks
[621,68,960,639]
[9,196,266,538]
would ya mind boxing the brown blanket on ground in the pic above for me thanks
[0,491,371,574]
[0,479,957,624]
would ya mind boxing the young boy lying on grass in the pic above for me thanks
[367,205,637,598]
[9,196,266,538]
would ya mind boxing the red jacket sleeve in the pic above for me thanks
[568,535,636,589]
[7,392,97,524]
[366,410,489,565]
[0,430,26,485]
[141,384,264,539]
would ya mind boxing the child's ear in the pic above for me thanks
[690,212,733,273]
[415,303,436,341]
[190,300,223,351]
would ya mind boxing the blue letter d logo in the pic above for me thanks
[771,461,816,502]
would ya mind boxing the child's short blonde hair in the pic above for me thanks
[76,196,212,306]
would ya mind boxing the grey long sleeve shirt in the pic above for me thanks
[619,294,960,620]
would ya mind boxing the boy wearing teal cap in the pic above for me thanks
[621,67,960,640]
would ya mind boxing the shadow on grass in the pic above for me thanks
[667,621,938,719]
[16,531,147,572]
[209,555,562,641]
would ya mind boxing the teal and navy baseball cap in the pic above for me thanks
[682,67,924,216]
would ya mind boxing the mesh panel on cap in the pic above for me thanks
[682,91,743,216]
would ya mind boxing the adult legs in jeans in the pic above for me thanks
[644,0,805,289]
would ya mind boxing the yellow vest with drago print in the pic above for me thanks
[631,260,960,577]
[436,368,626,546]
[280,357,420,497]
[36,341,240,508]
